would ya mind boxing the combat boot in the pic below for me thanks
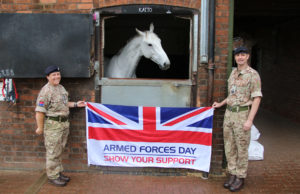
[60,172,70,182]
[48,177,67,187]
[229,177,244,192]
[224,174,236,189]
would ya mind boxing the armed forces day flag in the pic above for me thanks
[86,102,214,172]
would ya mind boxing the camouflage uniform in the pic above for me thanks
[35,83,70,180]
[224,66,262,178]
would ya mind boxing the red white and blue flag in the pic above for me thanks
[86,102,214,172]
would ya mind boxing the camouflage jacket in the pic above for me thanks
[35,83,69,117]
[227,66,262,107]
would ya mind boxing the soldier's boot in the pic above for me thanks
[48,177,67,187]
[229,177,244,192]
[224,174,236,189]
[60,172,70,182]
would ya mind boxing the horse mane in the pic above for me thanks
[115,31,159,57]
[115,35,142,57]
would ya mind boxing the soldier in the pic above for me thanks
[35,65,86,187]
[212,46,262,192]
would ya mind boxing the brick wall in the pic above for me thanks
[208,0,230,174]
[0,0,231,175]
[96,0,201,9]
[0,0,93,13]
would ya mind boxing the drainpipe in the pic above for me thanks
[94,11,100,62]
[93,11,101,102]
[200,0,209,64]
[200,0,211,179]
[207,0,216,106]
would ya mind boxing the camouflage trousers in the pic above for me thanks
[223,109,250,178]
[44,119,70,179]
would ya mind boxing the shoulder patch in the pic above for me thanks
[38,101,45,107]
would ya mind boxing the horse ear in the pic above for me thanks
[136,28,145,36]
[149,23,154,32]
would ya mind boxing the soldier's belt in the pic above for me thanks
[46,116,68,122]
[227,105,249,112]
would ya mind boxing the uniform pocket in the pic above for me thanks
[44,121,64,155]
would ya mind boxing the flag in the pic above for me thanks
[86,102,214,172]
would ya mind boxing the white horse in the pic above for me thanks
[104,23,170,78]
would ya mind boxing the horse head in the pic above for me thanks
[136,23,170,70]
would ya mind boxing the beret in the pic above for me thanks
[45,65,60,75]
[234,46,249,55]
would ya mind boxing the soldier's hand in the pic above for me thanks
[36,127,43,135]
[77,101,86,107]
[243,120,252,131]
[212,102,221,108]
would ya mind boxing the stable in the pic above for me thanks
[0,1,231,176]
[97,5,199,107]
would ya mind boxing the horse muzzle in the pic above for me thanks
[160,62,170,70]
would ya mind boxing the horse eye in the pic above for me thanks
[148,44,152,47]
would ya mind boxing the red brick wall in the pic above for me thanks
[97,0,201,8]
[0,0,230,175]
[0,0,93,13]
[202,0,230,174]
[0,0,201,13]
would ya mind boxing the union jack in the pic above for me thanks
[86,102,213,146]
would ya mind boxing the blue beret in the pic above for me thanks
[234,46,249,55]
[45,65,60,75]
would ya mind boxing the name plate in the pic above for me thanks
[138,7,153,13]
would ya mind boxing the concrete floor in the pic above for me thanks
[0,109,299,193]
